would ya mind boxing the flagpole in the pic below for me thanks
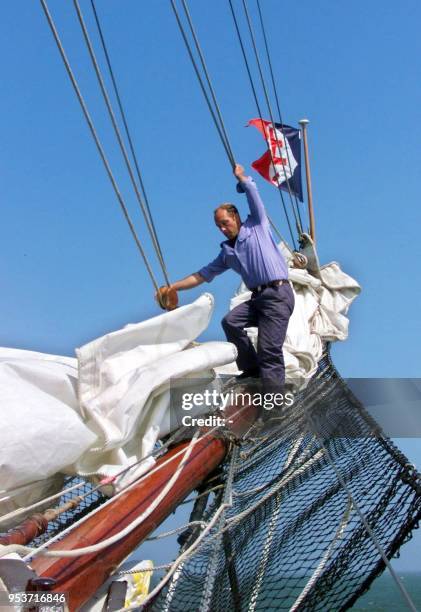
[299,119,316,244]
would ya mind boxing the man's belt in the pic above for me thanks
[250,279,288,293]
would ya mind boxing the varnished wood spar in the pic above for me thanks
[31,401,257,611]
[0,499,83,547]
[31,438,225,610]
[0,514,48,546]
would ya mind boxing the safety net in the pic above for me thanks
[148,346,421,611]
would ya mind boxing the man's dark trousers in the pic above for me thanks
[221,283,294,388]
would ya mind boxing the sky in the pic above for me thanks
[1,0,420,590]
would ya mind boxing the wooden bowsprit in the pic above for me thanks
[29,401,258,610]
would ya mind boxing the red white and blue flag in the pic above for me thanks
[248,119,303,201]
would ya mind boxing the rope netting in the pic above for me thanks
[29,479,107,548]
[146,347,421,611]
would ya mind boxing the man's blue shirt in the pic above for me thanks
[198,177,288,289]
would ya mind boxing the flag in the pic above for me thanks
[248,119,303,201]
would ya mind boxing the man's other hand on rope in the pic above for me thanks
[155,274,205,311]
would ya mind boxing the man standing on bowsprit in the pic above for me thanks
[157,163,294,391]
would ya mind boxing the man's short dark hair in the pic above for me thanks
[214,203,239,216]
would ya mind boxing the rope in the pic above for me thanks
[6,403,251,561]
[170,0,236,167]
[226,449,325,527]
[227,0,297,249]
[179,484,225,506]
[171,0,295,252]
[87,0,171,286]
[1,431,200,559]
[12,403,247,566]
[118,563,172,575]
[73,0,170,286]
[180,0,236,168]
[254,0,304,232]
[0,481,85,525]
[248,436,303,612]
[267,213,293,253]
[240,0,302,235]
[144,520,207,542]
[123,501,232,611]
[307,417,418,612]
[248,490,280,612]
[1,428,188,528]
[39,0,161,292]
[200,448,238,610]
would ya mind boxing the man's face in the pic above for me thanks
[214,209,241,240]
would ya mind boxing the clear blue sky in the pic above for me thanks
[1,0,420,581]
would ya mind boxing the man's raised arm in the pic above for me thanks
[234,163,267,224]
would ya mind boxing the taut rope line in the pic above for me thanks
[227,0,297,249]
[73,0,171,285]
[89,0,170,286]
[39,0,160,292]
[171,0,290,248]
[253,0,304,232]
[241,0,303,235]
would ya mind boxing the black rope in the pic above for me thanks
[171,1,290,246]
[170,0,236,168]
[180,0,236,168]
[74,0,171,286]
[241,0,302,236]
[227,0,297,249]
[89,0,170,287]
[255,0,304,233]
[39,0,161,292]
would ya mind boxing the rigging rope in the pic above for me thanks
[171,0,291,249]
[308,417,418,612]
[88,0,171,286]
[227,0,297,248]
[39,0,161,292]
[241,0,303,236]
[73,0,170,286]
[2,403,249,562]
[2,432,200,560]
[170,0,235,167]
[254,0,304,233]
[180,0,236,169]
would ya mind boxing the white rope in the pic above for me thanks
[226,449,325,527]
[248,436,303,612]
[248,490,281,612]
[120,502,231,611]
[0,481,85,525]
[289,499,353,612]
[8,404,247,564]
[143,520,206,542]
[0,432,199,560]
[234,437,319,498]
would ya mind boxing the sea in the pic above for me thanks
[350,572,421,611]
[146,571,421,610]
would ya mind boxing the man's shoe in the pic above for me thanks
[236,368,260,380]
